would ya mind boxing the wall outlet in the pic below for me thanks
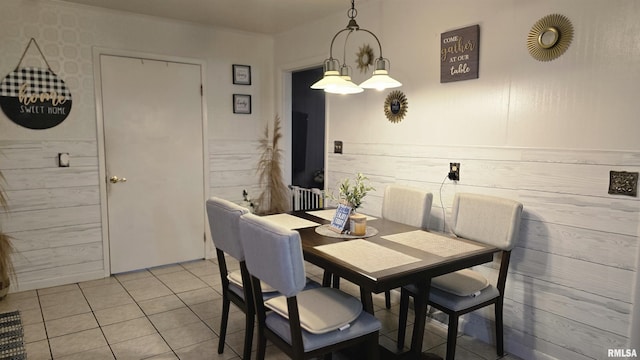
[448,162,460,181]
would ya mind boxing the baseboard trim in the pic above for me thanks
[10,270,107,293]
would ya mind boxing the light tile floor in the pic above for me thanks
[0,258,523,360]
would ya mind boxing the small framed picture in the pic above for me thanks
[232,64,251,85]
[328,203,353,233]
[233,94,251,114]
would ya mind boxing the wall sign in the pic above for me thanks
[232,64,251,85]
[440,25,480,83]
[233,94,251,114]
[0,38,72,130]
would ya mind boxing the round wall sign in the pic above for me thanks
[0,67,73,129]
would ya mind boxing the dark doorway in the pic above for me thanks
[291,67,325,189]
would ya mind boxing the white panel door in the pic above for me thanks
[101,55,205,274]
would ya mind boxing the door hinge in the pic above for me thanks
[203,232,206,243]
[200,85,203,96]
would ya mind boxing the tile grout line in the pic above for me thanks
[29,258,509,360]
[150,263,213,359]
[114,269,180,359]
[175,259,244,358]
[77,282,118,360]
[119,260,237,359]
[35,288,55,360]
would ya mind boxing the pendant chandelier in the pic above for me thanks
[310,0,402,94]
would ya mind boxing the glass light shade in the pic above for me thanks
[325,75,364,94]
[310,70,348,89]
[360,58,402,90]
[325,65,363,94]
[359,69,402,90]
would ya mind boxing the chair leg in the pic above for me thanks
[396,289,410,349]
[368,332,380,360]
[218,297,230,354]
[495,299,504,356]
[256,328,267,360]
[385,290,392,309]
[242,309,254,360]
[445,315,459,360]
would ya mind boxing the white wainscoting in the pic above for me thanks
[0,139,262,291]
[2,138,636,358]
[208,139,262,204]
[326,143,639,360]
[0,140,103,291]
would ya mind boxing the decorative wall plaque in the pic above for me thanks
[608,171,638,197]
[440,25,480,83]
[232,64,251,85]
[233,94,251,114]
[0,38,72,129]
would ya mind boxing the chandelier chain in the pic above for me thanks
[348,0,357,20]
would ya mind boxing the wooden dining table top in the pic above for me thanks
[288,210,498,294]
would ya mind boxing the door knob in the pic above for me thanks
[109,176,127,184]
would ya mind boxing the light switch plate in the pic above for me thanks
[334,141,343,154]
[58,153,70,167]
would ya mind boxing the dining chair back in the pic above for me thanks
[451,192,521,251]
[205,197,253,359]
[381,184,433,229]
[380,184,433,308]
[239,213,381,360]
[396,192,523,360]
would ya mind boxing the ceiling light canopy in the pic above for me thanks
[310,0,401,94]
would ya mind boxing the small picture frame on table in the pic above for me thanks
[233,94,251,114]
[232,64,251,85]
[328,203,353,233]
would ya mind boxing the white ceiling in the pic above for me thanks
[54,0,369,34]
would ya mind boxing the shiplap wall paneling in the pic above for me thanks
[208,139,262,203]
[326,142,639,360]
[0,140,104,291]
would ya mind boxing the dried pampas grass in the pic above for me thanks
[256,115,290,215]
[0,167,15,296]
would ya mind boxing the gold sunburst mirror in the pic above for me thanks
[527,14,574,61]
[356,44,374,73]
[384,90,408,123]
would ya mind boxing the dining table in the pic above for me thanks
[261,209,499,360]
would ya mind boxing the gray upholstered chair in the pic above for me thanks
[396,193,523,360]
[380,184,433,308]
[206,197,269,359]
[239,213,381,360]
